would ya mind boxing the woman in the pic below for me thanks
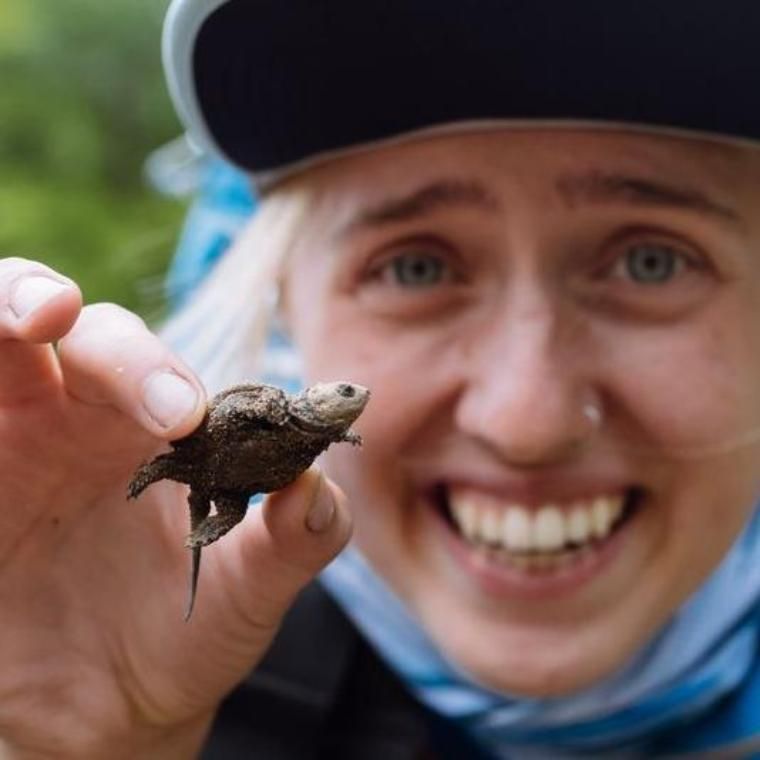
[1,1,759,757]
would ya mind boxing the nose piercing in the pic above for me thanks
[582,401,603,430]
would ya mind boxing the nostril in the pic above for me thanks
[338,384,355,398]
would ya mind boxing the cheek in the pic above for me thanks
[599,307,760,573]
[598,312,760,456]
[292,290,467,431]
[307,319,453,485]
[647,448,760,636]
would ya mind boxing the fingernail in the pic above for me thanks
[10,276,70,319]
[142,370,199,429]
[305,474,336,533]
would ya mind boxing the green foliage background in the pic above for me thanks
[0,0,187,317]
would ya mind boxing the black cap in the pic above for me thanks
[164,0,760,185]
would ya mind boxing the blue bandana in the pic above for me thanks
[320,522,760,758]
[163,157,760,759]
[163,158,256,308]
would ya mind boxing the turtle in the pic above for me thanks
[127,381,370,619]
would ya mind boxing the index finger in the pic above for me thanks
[0,258,82,405]
[0,258,82,344]
[58,303,207,440]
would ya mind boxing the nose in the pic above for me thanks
[455,301,601,467]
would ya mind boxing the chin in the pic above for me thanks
[426,612,631,698]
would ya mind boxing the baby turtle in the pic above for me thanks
[128,381,370,619]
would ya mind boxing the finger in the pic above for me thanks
[0,257,82,343]
[131,469,351,712]
[200,468,352,633]
[0,259,82,404]
[58,303,207,439]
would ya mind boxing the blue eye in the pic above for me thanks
[389,253,446,287]
[622,244,682,283]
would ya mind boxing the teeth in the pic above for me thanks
[567,507,591,544]
[482,510,503,544]
[456,500,479,541]
[502,508,532,551]
[591,497,613,539]
[449,491,628,554]
[533,508,565,551]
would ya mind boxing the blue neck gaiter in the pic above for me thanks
[321,508,760,758]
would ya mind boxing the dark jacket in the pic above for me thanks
[200,583,760,759]
[201,582,490,759]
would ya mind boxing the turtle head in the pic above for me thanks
[290,382,370,434]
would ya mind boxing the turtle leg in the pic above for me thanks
[185,494,249,549]
[185,490,211,621]
[127,452,178,500]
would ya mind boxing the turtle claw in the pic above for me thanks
[185,515,233,548]
[344,430,363,446]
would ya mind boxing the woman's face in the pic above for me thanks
[280,130,760,696]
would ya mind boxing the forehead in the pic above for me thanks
[294,128,759,218]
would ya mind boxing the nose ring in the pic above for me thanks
[582,401,604,431]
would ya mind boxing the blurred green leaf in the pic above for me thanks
[0,0,188,318]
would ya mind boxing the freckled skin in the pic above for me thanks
[127,381,369,619]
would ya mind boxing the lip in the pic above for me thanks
[426,483,643,601]
[411,462,641,507]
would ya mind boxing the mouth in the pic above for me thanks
[431,483,645,575]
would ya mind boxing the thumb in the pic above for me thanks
[120,467,352,730]
[242,466,352,620]
[185,467,351,664]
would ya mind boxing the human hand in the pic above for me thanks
[0,258,352,759]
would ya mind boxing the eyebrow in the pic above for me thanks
[342,178,501,234]
[556,170,741,226]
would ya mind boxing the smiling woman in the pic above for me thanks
[161,125,760,754]
[221,130,756,610]
[2,2,760,760]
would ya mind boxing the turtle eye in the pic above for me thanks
[337,384,355,398]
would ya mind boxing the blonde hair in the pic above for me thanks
[160,182,311,393]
